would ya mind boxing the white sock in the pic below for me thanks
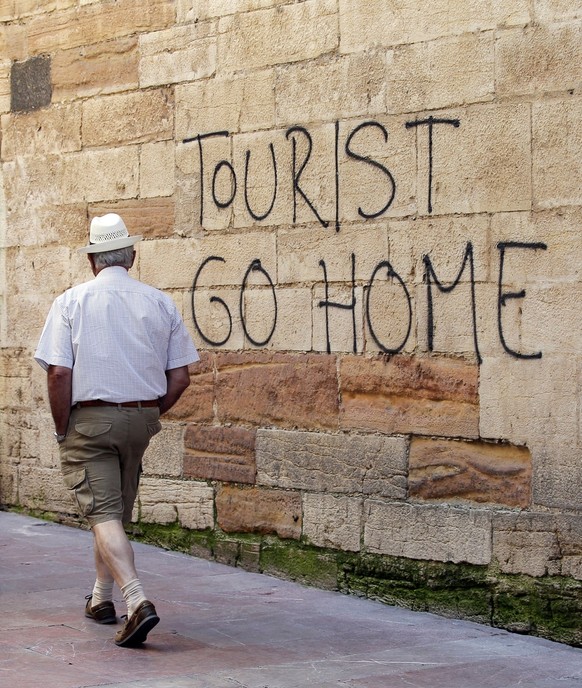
[121,578,147,617]
[92,578,114,606]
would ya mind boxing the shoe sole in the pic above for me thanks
[115,613,160,648]
[85,610,117,625]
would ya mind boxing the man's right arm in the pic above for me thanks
[47,365,73,436]
[158,365,191,416]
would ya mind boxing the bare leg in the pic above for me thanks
[93,535,115,585]
[92,519,138,589]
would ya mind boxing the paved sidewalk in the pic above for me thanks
[1,511,581,688]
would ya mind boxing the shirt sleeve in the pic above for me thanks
[166,309,200,370]
[34,298,74,371]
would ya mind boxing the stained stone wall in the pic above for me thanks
[1,0,582,638]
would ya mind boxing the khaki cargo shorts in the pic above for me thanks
[59,405,162,527]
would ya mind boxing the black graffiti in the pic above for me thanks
[497,241,548,360]
[183,117,460,230]
[405,116,461,214]
[424,242,481,364]
[191,242,548,363]
[192,256,278,347]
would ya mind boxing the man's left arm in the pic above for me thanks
[47,365,73,438]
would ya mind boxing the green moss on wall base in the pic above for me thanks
[17,511,582,648]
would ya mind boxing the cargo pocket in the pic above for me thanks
[147,420,162,437]
[63,467,94,517]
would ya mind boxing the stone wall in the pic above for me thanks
[1,0,582,643]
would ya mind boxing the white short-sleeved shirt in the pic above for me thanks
[34,266,199,404]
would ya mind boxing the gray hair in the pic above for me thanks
[92,246,134,270]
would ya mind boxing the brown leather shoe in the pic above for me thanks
[84,594,117,624]
[114,600,159,648]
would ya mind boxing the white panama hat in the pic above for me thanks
[78,213,143,254]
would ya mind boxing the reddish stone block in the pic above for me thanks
[409,437,532,508]
[216,484,302,540]
[340,354,479,438]
[89,197,175,240]
[215,351,339,430]
[168,352,214,422]
[184,424,256,484]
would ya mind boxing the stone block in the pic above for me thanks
[141,424,185,478]
[533,98,582,209]
[82,89,172,147]
[178,0,288,22]
[10,55,51,113]
[238,541,261,572]
[176,70,275,139]
[312,284,364,354]
[497,24,582,98]
[338,115,418,220]
[2,103,82,161]
[256,428,407,498]
[534,0,582,23]
[409,437,532,507]
[52,37,139,102]
[276,52,386,126]
[340,354,479,438]
[0,22,27,61]
[492,511,561,577]
[278,222,389,285]
[18,465,72,515]
[217,0,337,72]
[0,59,10,113]
[139,23,217,88]
[338,0,529,53]
[386,33,494,114]
[191,287,245,350]
[183,424,256,484]
[167,352,215,423]
[216,484,301,539]
[7,244,70,298]
[303,493,362,551]
[138,477,214,530]
[215,351,339,430]
[140,140,175,198]
[242,287,312,352]
[364,500,492,565]
[5,291,58,348]
[413,103,531,216]
[27,0,175,55]
[89,198,175,242]
[61,147,139,203]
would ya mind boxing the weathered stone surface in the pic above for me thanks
[216,484,301,539]
[415,103,531,216]
[533,98,582,209]
[364,500,492,565]
[303,493,363,551]
[138,477,214,530]
[27,0,175,55]
[409,437,532,507]
[256,428,407,498]
[338,0,529,53]
[10,55,51,113]
[141,424,185,478]
[0,59,10,113]
[167,353,215,423]
[217,0,337,71]
[184,424,256,484]
[52,37,139,102]
[140,140,175,198]
[89,198,175,241]
[82,89,172,147]
[340,354,479,438]
[386,33,494,113]
[139,23,217,88]
[215,351,339,430]
[497,24,582,97]
[18,465,71,515]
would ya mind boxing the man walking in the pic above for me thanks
[34,213,199,647]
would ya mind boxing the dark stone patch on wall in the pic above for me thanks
[11,56,52,112]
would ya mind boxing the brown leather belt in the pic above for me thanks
[76,400,159,408]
